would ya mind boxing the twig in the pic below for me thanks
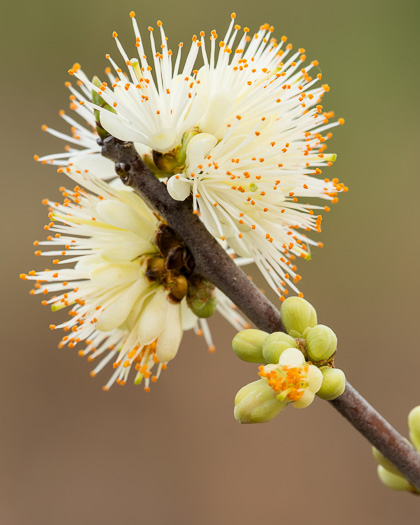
[101,136,420,491]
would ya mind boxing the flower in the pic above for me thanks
[165,15,346,296]
[234,347,323,423]
[259,347,323,408]
[21,162,247,391]
[40,12,347,297]
[68,11,206,153]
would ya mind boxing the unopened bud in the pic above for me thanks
[189,296,217,318]
[377,466,413,492]
[317,367,346,400]
[234,379,285,424]
[187,277,217,318]
[408,406,420,450]
[232,329,268,363]
[306,324,337,361]
[262,332,296,364]
[280,297,317,337]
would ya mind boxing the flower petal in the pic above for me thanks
[279,347,305,367]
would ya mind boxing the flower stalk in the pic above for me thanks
[101,135,420,491]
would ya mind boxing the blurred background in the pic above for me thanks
[2,0,420,523]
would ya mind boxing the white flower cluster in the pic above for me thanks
[63,11,346,297]
[22,163,247,391]
[28,12,346,391]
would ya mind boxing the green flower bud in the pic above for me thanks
[189,296,217,318]
[317,367,346,400]
[372,447,401,476]
[234,379,286,424]
[377,466,413,492]
[408,406,420,450]
[306,324,337,362]
[232,329,268,363]
[280,297,317,337]
[262,332,297,364]
[187,277,217,318]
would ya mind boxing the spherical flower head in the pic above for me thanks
[259,347,323,408]
[21,160,247,391]
[164,15,346,297]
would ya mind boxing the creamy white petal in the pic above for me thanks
[156,302,183,362]
[292,389,316,409]
[90,262,142,287]
[279,347,306,367]
[137,289,168,344]
[307,365,323,393]
[186,133,218,169]
[167,176,191,201]
[95,279,148,331]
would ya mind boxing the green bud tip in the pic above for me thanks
[280,296,317,337]
[316,367,346,400]
[306,324,337,362]
[262,332,296,364]
[92,75,102,89]
[232,329,268,363]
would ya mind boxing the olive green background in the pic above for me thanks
[2,0,420,523]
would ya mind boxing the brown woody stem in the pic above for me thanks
[101,136,420,490]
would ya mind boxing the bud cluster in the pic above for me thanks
[232,296,346,424]
[372,406,420,494]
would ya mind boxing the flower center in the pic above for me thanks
[259,364,309,402]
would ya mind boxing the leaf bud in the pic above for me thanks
[306,324,337,361]
[262,332,297,364]
[316,367,346,400]
[232,329,268,363]
[408,406,420,451]
[280,297,317,337]
[234,379,286,424]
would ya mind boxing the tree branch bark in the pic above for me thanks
[101,136,420,491]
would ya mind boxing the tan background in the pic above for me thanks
[2,0,420,523]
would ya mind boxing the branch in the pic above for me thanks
[101,136,420,491]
